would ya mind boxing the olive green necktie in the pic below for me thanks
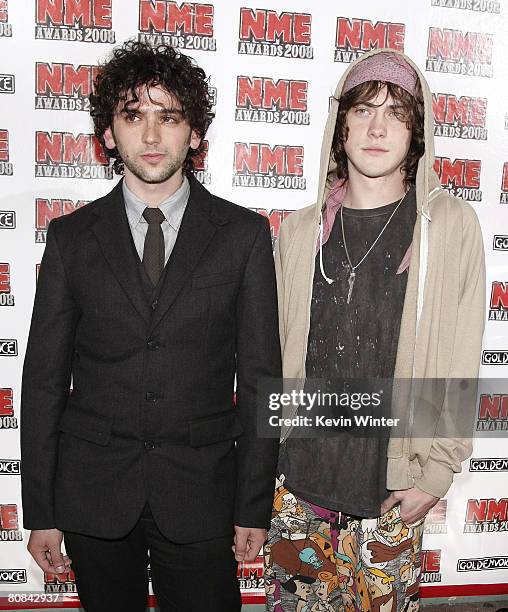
[142,207,165,286]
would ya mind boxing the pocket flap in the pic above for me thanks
[192,270,239,289]
[58,408,112,446]
[189,409,243,447]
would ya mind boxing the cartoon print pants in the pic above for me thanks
[264,480,423,612]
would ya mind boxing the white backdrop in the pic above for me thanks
[0,0,507,607]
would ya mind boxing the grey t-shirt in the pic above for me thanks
[279,188,417,517]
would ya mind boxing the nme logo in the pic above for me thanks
[431,0,500,14]
[464,498,508,533]
[237,558,264,590]
[334,17,405,63]
[0,129,13,175]
[433,157,482,203]
[138,1,216,51]
[35,0,116,43]
[500,163,508,204]
[0,263,14,307]
[0,504,22,541]
[432,93,487,140]
[238,8,313,60]
[191,140,210,185]
[426,28,493,77]
[44,569,77,594]
[35,131,113,180]
[0,388,13,416]
[489,282,508,321]
[233,142,305,190]
[476,393,508,431]
[424,500,447,534]
[35,62,100,112]
[0,388,17,430]
[420,550,442,583]
[251,208,292,249]
[0,0,12,37]
[35,197,88,242]
[0,340,17,357]
[235,76,309,125]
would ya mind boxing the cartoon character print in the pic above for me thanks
[309,521,336,563]
[377,509,412,546]
[399,527,422,600]
[273,483,309,539]
[265,575,285,612]
[281,575,316,612]
[310,571,341,612]
[361,509,413,570]
[265,485,423,611]
[403,594,420,611]
[270,537,336,580]
[360,508,423,611]
[325,516,369,612]
[364,567,397,612]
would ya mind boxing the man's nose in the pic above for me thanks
[142,118,161,144]
[368,112,387,137]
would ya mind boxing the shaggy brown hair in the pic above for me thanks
[331,80,425,189]
[89,40,214,177]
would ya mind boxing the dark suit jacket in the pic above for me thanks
[21,176,281,542]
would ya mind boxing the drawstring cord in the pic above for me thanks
[319,210,334,285]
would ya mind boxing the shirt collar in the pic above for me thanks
[122,175,190,231]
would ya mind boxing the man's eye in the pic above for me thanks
[161,114,178,123]
[125,114,138,122]
[389,109,407,121]
[355,107,370,116]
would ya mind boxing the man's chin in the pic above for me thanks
[357,164,405,180]
[127,167,180,185]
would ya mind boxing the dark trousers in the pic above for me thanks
[64,503,241,612]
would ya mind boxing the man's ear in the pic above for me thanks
[190,130,201,151]
[103,127,116,150]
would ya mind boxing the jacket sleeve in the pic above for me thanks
[274,225,286,356]
[413,206,486,499]
[234,216,282,529]
[21,219,79,529]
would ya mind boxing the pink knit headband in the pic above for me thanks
[342,52,418,97]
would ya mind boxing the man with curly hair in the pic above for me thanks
[21,41,280,611]
[265,50,484,611]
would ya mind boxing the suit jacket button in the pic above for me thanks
[144,441,155,450]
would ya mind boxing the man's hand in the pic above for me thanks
[233,526,267,562]
[27,529,72,574]
[381,488,439,526]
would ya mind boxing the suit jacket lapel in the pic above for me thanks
[149,177,226,332]
[91,181,152,325]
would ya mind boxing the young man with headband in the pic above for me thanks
[265,50,485,611]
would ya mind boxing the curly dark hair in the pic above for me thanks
[89,40,214,177]
[331,80,425,190]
